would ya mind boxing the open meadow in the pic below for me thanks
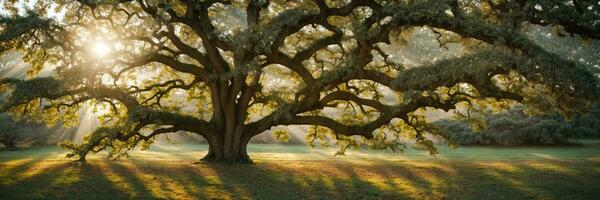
[1,142,600,200]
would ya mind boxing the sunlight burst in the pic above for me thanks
[91,40,111,58]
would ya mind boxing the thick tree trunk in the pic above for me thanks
[201,133,252,163]
[201,77,255,163]
[202,135,252,163]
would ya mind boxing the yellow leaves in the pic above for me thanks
[306,125,334,148]
[0,83,10,93]
[272,128,290,142]
[479,1,493,17]
[59,140,79,157]
[165,0,187,17]
[41,107,60,126]
[22,48,47,78]
[247,101,277,121]
[60,107,80,128]
[491,70,528,93]
[387,28,414,48]
[451,98,518,133]
[412,139,438,155]
[140,137,155,151]
[434,86,451,102]
[315,47,343,64]
[337,104,378,126]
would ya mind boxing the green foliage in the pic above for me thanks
[8,77,64,103]
[435,104,600,145]
[568,102,600,138]
[391,49,516,91]
[271,128,290,142]
[527,0,600,39]
[0,113,48,148]
[0,10,58,77]
[60,125,138,160]
[306,125,334,148]
[0,11,52,46]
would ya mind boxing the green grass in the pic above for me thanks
[1,142,600,200]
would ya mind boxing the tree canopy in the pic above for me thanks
[0,0,598,163]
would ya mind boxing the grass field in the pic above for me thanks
[1,142,600,200]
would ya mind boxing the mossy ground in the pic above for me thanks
[1,142,599,199]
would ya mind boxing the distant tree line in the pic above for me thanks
[435,103,600,145]
[0,114,68,149]
[0,115,37,148]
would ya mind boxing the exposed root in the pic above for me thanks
[200,154,254,164]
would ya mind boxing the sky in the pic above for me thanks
[0,0,65,19]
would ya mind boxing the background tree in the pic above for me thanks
[0,114,43,149]
[0,116,21,149]
[0,0,598,163]
[435,105,578,145]
[568,102,600,138]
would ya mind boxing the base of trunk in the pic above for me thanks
[2,142,17,150]
[200,153,253,164]
[201,134,252,164]
[200,146,253,164]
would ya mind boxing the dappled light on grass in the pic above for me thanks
[483,169,536,198]
[120,163,191,199]
[479,162,522,173]
[530,153,556,159]
[94,161,140,198]
[0,152,65,185]
[1,145,600,199]
[48,166,81,188]
[526,162,578,174]
[0,158,38,185]
[474,161,581,199]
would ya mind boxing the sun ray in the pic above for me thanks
[91,40,111,58]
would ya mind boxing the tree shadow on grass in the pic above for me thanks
[0,161,125,199]
[1,153,599,200]
[471,160,599,200]
[0,157,46,182]
[198,160,451,199]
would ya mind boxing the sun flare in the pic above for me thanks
[91,40,111,58]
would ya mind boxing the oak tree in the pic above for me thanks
[0,0,598,163]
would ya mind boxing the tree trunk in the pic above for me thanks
[201,78,255,163]
[3,138,17,149]
[200,133,252,163]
